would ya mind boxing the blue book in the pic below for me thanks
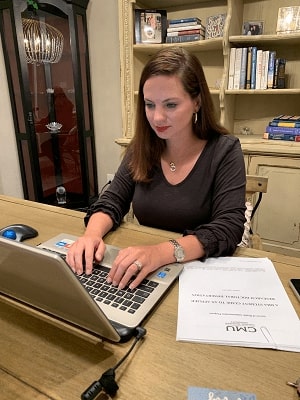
[250,47,257,89]
[264,132,300,141]
[169,17,201,25]
[266,125,300,135]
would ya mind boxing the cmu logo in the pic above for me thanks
[226,325,257,332]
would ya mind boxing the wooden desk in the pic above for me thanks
[0,195,299,400]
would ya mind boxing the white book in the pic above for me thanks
[233,48,242,90]
[227,47,236,90]
[167,24,204,33]
[255,49,263,89]
[261,50,270,89]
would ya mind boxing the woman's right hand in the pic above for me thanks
[66,234,106,275]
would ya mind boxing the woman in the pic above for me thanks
[66,47,246,290]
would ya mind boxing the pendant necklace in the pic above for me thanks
[169,162,176,172]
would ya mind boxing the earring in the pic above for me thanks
[193,112,198,124]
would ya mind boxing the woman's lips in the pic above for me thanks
[156,126,170,133]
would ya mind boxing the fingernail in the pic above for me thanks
[107,277,112,284]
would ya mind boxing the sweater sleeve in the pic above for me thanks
[84,153,135,229]
[184,137,246,258]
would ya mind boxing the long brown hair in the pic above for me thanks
[127,46,228,182]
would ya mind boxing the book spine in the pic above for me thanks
[269,121,300,128]
[233,48,242,90]
[239,47,248,89]
[266,125,300,135]
[167,29,205,37]
[255,49,263,89]
[277,58,286,88]
[227,47,236,90]
[267,51,276,88]
[260,50,269,89]
[264,132,300,141]
[165,34,204,43]
[167,24,203,32]
[169,17,201,26]
[250,47,257,89]
[246,47,252,89]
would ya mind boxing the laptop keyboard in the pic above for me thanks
[77,264,160,315]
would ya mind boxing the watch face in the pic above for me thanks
[175,247,185,262]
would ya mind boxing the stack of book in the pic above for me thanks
[166,17,205,43]
[263,115,300,142]
[228,46,286,90]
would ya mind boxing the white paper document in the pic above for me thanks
[176,257,300,352]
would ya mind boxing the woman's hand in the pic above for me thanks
[107,244,165,290]
[66,234,106,275]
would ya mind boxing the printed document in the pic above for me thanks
[176,257,300,352]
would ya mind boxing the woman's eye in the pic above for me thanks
[166,103,177,109]
[145,103,154,109]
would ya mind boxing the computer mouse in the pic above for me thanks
[0,224,38,242]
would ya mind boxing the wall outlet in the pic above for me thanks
[107,174,114,182]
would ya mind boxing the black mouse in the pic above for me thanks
[0,224,38,242]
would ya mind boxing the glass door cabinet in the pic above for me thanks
[0,0,98,208]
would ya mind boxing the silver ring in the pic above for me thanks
[133,260,143,272]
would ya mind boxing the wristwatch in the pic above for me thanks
[169,239,185,263]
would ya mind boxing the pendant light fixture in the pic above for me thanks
[22,0,64,64]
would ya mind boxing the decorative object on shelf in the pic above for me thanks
[276,6,300,34]
[242,20,264,35]
[134,9,167,44]
[205,13,226,39]
[22,0,63,64]
[46,122,62,132]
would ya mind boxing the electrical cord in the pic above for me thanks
[81,327,147,399]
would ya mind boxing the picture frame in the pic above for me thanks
[242,21,264,35]
[205,13,226,39]
[134,9,167,44]
[276,6,300,34]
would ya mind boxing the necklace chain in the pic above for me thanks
[169,162,176,172]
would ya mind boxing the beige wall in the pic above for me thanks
[0,0,122,198]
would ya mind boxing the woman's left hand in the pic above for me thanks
[107,244,164,290]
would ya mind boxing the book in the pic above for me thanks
[275,58,286,89]
[239,47,248,89]
[269,115,300,127]
[134,9,167,44]
[266,125,300,135]
[188,387,256,400]
[167,24,204,33]
[233,47,242,90]
[263,132,300,141]
[250,46,257,89]
[168,17,201,27]
[245,47,252,89]
[260,50,269,89]
[267,51,276,89]
[276,6,300,34]
[205,13,226,39]
[166,34,205,43]
[227,47,236,90]
[255,49,263,89]
[167,29,205,37]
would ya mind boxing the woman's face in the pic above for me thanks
[143,74,199,140]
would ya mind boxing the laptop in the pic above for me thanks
[0,234,183,342]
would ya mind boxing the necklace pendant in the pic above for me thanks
[169,162,176,172]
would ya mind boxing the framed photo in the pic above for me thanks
[242,21,264,35]
[205,13,226,39]
[134,9,167,44]
[276,6,300,34]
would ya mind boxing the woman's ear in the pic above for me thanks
[194,95,201,112]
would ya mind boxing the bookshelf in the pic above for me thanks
[117,0,300,257]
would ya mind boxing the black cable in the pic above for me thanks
[81,327,146,399]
